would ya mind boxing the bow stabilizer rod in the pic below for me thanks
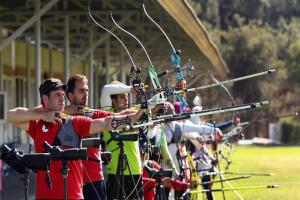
[145,69,276,96]
[175,69,276,94]
[189,185,279,193]
[131,101,269,129]
[200,175,251,185]
[224,171,273,176]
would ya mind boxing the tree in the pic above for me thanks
[219,23,278,102]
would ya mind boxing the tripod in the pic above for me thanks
[107,132,139,200]
[22,168,30,200]
[43,142,87,200]
[0,145,50,200]
[155,176,168,200]
[153,169,173,200]
[60,160,69,200]
[112,139,141,200]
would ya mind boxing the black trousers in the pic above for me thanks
[83,180,107,200]
[106,174,144,200]
[202,175,214,200]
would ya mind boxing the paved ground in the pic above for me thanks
[0,169,36,200]
[0,143,36,200]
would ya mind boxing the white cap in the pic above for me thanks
[193,95,202,106]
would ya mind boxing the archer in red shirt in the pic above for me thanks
[7,78,146,199]
[65,75,138,200]
[142,160,189,200]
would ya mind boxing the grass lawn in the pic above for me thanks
[210,145,300,200]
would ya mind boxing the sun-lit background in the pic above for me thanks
[0,0,299,199]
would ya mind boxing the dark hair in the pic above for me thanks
[186,140,196,154]
[39,78,66,107]
[110,94,118,99]
[66,74,88,100]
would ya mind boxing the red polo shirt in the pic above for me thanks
[27,116,91,199]
[142,160,161,200]
[142,160,189,200]
[82,110,111,183]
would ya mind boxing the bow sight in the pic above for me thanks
[0,144,50,200]
[43,141,87,161]
[0,144,49,173]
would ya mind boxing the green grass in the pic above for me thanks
[210,146,300,200]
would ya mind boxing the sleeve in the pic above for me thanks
[100,84,131,110]
[142,166,158,191]
[181,121,216,135]
[27,120,38,139]
[216,120,233,130]
[152,160,161,170]
[183,131,201,140]
[171,179,189,191]
[189,106,202,125]
[206,120,233,130]
[142,177,157,191]
[73,116,92,138]
[92,110,112,119]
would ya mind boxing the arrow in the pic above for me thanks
[131,101,269,129]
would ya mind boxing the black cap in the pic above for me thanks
[39,78,67,96]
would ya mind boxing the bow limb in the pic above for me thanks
[110,12,167,106]
[88,8,148,108]
[143,4,187,111]
[209,71,236,106]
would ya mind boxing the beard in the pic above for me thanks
[49,102,64,111]
[74,98,88,106]
[118,103,128,110]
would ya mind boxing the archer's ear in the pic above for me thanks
[67,92,74,102]
[42,94,49,105]
[111,98,117,107]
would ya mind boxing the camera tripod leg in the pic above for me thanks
[156,183,168,200]
[124,155,141,200]
[61,160,69,200]
[23,168,30,200]
[113,152,141,200]
[113,151,127,200]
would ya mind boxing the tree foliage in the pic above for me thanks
[221,23,278,102]
[192,0,300,137]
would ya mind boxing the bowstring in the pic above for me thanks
[83,2,144,198]
[82,162,102,199]
[125,125,164,200]
[208,71,238,171]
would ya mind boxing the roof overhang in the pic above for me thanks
[0,0,228,80]
[157,0,229,78]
